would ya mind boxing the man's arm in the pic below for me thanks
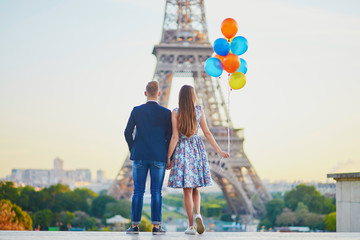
[124,108,136,151]
[165,110,172,149]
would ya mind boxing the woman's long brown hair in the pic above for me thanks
[177,85,197,138]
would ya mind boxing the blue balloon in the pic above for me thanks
[231,36,248,55]
[205,57,223,77]
[213,38,230,56]
[236,58,248,74]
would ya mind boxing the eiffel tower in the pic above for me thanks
[108,0,271,218]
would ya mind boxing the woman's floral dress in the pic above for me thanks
[168,105,213,188]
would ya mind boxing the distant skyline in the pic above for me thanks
[1,0,360,183]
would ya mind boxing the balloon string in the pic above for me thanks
[227,77,231,156]
[219,74,231,170]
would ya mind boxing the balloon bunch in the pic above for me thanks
[205,18,248,90]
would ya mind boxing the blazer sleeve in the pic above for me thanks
[165,110,172,149]
[124,108,136,151]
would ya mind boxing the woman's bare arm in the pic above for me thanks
[199,109,230,158]
[166,110,179,169]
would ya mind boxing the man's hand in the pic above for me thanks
[166,160,172,170]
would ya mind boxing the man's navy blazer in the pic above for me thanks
[124,101,172,162]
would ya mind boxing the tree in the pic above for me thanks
[103,200,131,220]
[257,198,285,229]
[33,209,53,230]
[294,202,309,226]
[91,195,117,218]
[72,211,99,229]
[59,211,75,230]
[84,217,98,230]
[0,200,23,230]
[324,212,336,231]
[11,201,33,230]
[265,199,285,226]
[0,182,19,204]
[285,185,317,211]
[39,184,71,212]
[322,197,336,213]
[17,185,39,212]
[304,212,324,230]
[0,199,32,230]
[72,211,88,228]
[64,188,97,214]
[284,184,335,214]
[275,208,297,226]
[258,218,272,230]
[50,212,61,229]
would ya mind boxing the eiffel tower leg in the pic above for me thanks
[211,164,257,216]
[246,166,272,214]
[153,68,173,108]
[107,155,133,199]
[212,174,238,214]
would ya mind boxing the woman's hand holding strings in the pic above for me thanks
[219,151,230,158]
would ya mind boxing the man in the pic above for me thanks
[124,81,171,235]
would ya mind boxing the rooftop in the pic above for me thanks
[327,172,360,180]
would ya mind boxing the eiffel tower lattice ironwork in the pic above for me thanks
[108,0,271,217]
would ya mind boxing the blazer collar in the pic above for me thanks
[146,101,159,105]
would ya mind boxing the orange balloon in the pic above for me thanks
[223,53,240,73]
[221,18,238,39]
[214,54,225,63]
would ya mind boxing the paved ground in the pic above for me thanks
[1,231,360,240]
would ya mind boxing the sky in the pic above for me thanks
[1,0,360,183]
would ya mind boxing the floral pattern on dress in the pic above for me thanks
[168,105,213,188]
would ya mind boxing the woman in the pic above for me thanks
[166,85,229,235]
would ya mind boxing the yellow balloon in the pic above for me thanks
[229,72,246,90]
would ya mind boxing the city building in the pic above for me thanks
[84,170,112,193]
[96,169,106,183]
[8,158,92,189]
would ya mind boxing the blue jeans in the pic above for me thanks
[131,160,166,225]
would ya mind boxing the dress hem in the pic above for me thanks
[167,183,213,189]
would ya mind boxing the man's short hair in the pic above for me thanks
[146,81,159,97]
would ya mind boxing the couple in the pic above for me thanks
[124,81,229,235]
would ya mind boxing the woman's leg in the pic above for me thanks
[193,188,205,234]
[192,188,201,214]
[183,188,194,226]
